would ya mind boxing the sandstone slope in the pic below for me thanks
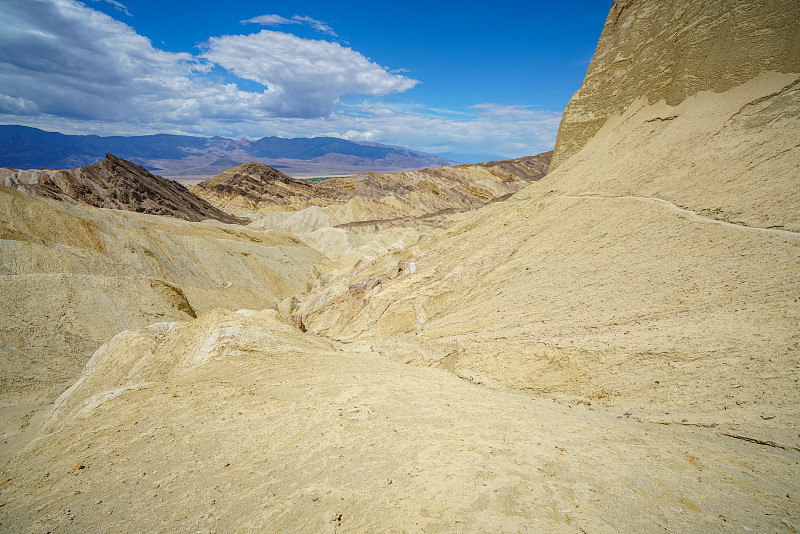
[195,154,551,275]
[1,154,245,224]
[297,42,800,447]
[1,309,794,532]
[0,185,328,429]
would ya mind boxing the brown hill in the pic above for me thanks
[0,154,245,224]
[192,153,552,225]
[188,161,345,214]
[321,152,551,207]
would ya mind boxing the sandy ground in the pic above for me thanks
[1,310,797,533]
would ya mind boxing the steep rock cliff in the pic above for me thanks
[551,0,800,169]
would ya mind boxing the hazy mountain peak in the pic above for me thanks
[0,126,456,178]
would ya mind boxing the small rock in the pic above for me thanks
[397,260,417,276]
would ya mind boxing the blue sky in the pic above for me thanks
[0,0,611,161]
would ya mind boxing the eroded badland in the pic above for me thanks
[1,1,799,531]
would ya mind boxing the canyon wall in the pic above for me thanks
[550,0,800,169]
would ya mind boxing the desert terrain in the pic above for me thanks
[0,0,798,532]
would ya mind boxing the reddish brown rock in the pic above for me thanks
[0,154,245,224]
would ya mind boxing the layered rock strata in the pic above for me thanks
[1,154,245,224]
[0,186,327,410]
[192,153,552,222]
[551,0,800,169]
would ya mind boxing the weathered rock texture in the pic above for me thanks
[0,185,327,409]
[550,0,800,169]
[299,64,800,444]
[319,153,552,220]
[215,154,551,274]
[193,153,551,222]
[188,161,337,215]
[1,154,245,224]
[2,308,794,532]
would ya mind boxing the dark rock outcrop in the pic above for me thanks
[189,161,344,212]
[0,154,246,224]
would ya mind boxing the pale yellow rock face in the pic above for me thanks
[1,309,795,532]
[300,72,800,443]
[551,0,800,169]
[0,186,328,409]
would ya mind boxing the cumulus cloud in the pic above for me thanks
[201,31,418,117]
[0,0,415,124]
[242,14,337,36]
[0,0,560,158]
[0,0,203,121]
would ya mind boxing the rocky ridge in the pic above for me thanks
[188,161,341,215]
[0,154,245,224]
[192,153,551,225]
[317,153,552,220]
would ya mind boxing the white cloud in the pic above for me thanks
[290,15,336,37]
[0,0,415,122]
[241,14,297,26]
[0,0,203,121]
[0,0,561,158]
[468,103,538,116]
[201,31,417,117]
[242,14,337,37]
[315,102,561,158]
[97,0,131,17]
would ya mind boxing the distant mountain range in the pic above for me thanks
[0,125,457,178]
